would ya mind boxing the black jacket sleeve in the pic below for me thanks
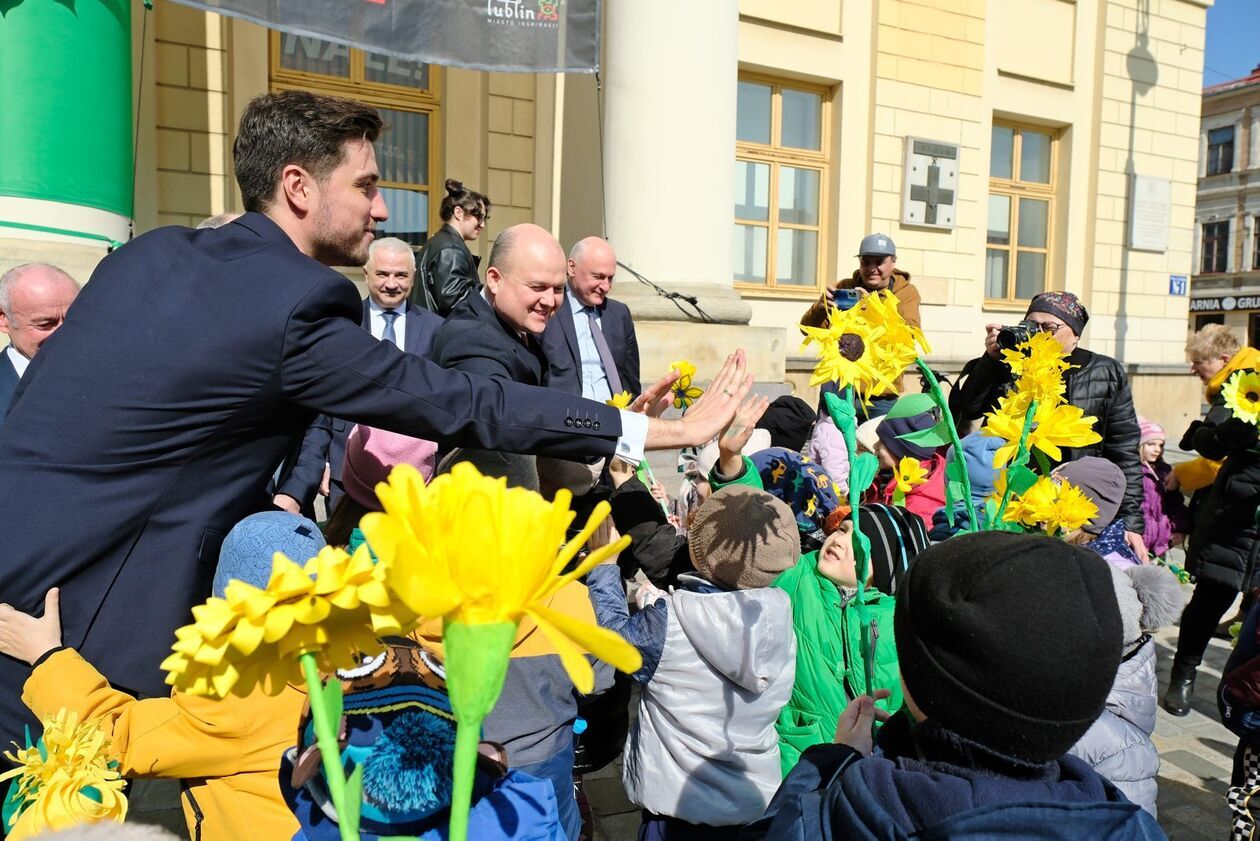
[948,353,1012,425]
[1102,365,1145,533]
[425,246,480,318]
[1187,401,1240,461]
[608,477,693,587]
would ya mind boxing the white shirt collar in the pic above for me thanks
[5,345,30,378]
[366,297,406,316]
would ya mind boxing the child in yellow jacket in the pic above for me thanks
[0,512,325,841]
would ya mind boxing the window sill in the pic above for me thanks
[735,284,823,301]
[982,299,1036,313]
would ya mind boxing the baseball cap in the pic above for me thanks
[856,233,896,258]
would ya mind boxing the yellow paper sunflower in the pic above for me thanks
[606,390,634,409]
[1,709,127,840]
[1222,369,1260,425]
[161,545,412,699]
[360,462,643,694]
[1000,332,1073,406]
[1003,476,1098,535]
[861,290,931,387]
[799,302,894,399]
[895,456,928,494]
[981,395,1102,468]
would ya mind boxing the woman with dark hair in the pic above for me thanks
[411,178,491,316]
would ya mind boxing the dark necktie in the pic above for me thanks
[585,307,623,394]
[381,309,399,346]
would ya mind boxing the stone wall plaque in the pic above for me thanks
[901,138,959,230]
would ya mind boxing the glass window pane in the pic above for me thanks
[780,88,822,150]
[986,249,1009,298]
[737,81,772,145]
[1015,252,1046,299]
[734,225,768,283]
[377,108,429,185]
[1209,126,1234,145]
[987,195,1011,245]
[377,187,429,247]
[777,229,818,287]
[734,161,770,221]
[278,33,350,78]
[1020,130,1052,183]
[991,125,1014,179]
[1018,198,1049,248]
[364,53,430,89]
[778,167,820,225]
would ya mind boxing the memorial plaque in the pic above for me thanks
[901,138,959,230]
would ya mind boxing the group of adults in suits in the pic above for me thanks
[0,89,724,757]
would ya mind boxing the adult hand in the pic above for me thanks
[833,688,892,756]
[319,464,331,497]
[273,493,301,514]
[649,481,669,505]
[983,323,1002,359]
[1125,530,1149,564]
[1164,471,1180,493]
[643,351,754,453]
[0,588,63,666]
[631,370,681,418]
[717,393,770,477]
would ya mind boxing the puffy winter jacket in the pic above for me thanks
[1185,402,1260,591]
[1068,638,1160,817]
[412,223,481,316]
[1220,596,1260,745]
[1140,461,1189,558]
[949,347,1144,533]
[805,415,850,493]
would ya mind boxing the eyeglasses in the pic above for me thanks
[1033,321,1066,335]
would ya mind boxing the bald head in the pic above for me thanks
[0,263,80,360]
[485,224,567,336]
[567,236,617,307]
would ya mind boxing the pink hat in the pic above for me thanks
[342,425,439,509]
[1137,417,1165,445]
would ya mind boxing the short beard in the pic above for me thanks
[310,200,371,267]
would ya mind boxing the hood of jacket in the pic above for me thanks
[671,574,794,693]
[1207,346,1260,400]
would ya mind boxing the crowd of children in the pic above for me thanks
[5,321,1260,841]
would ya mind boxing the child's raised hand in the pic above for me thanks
[716,394,770,477]
[0,588,63,666]
[587,518,623,565]
[833,688,891,756]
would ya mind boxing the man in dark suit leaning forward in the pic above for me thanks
[0,90,753,753]
[543,237,641,400]
[273,235,443,515]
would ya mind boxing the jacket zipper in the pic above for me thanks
[180,781,204,841]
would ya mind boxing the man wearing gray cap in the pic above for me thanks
[801,233,922,415]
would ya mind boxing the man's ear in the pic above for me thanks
[566,259,577,279]
[279,164,316,215]
[0,310,10,336]
[485,266,503,295]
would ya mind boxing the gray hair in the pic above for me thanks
[0,262,79,314]
[196,212,242,229]
[366,236,416,270]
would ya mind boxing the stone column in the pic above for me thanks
[600,0,784,382]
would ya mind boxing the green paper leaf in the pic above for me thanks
[984,498,1000,532]
[342,763,363,835]
[883,392,936,420]
[849,452,880,495]
[897,419,951,449]
[823,391,856,426]
[2,769,27,833]
[1007,464,1038,495]
[321,674,344,732]
[81,785,102,804]
[1033,449,1053,475]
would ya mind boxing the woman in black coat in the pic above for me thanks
[411,178,491,316]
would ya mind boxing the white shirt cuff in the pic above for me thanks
[614,410,649,467]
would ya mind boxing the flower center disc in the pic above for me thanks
[839,333,866,362]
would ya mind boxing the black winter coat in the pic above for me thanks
[412,223,481,317]
[1185,399,1260,591]
[949,347,1145,532]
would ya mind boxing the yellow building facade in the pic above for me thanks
[0,0,1212,435]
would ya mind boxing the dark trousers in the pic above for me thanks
[1173,576,1239,667]
[638,812,731,840]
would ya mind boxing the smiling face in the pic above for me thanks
[451,203,487,242]
[568,238,617,307]
[1139,439,1164,465]
[364,247,415,309]
[858,254,895,291]
[485,227,567,336]
[307,138,388,267]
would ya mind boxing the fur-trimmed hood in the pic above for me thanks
[1109,564,1186,652]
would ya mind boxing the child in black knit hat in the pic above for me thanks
[747,531,1167,840]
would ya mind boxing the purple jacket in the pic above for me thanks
[1140,461,1190,557]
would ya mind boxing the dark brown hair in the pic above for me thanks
[438,178,491,222]
[233,90,383,213]
[322,494,374,550]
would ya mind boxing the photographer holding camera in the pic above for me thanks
[949,291,1147,558]
[801,233,921,417]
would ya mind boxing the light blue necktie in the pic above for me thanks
[381,309,399,346]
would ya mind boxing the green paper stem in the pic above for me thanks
[444,621,517,841]
[299,653,357,841]
[914,359,978,531]
[992,398,1039,528]
[636,460,670,517]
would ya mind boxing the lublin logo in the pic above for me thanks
[486,0,561,27]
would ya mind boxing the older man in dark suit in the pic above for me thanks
[542,237,641,400]
[0,90,751,753]
[274,236,443,515]
[0,262,79,418]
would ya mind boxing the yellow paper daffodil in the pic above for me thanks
[895,456,928,494]
[1,710,127,840]
[1222,369,1260,425]
[1000,332,1073,406]
[669,359,697,380]
[161,545,412,699]
[1003,476,1098,535]
[361,462,643,694]
[671,374,704,410]
[606,391,634,409]
[982,395,1102,468]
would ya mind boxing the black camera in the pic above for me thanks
[996,320,1039,350]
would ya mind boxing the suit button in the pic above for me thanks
[583,418,593,428]
[593,421,601,431]
[564,417,573,427]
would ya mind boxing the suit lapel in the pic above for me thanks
[560,296,582,388]
[360,299,371,330]
[402,308,421,355]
